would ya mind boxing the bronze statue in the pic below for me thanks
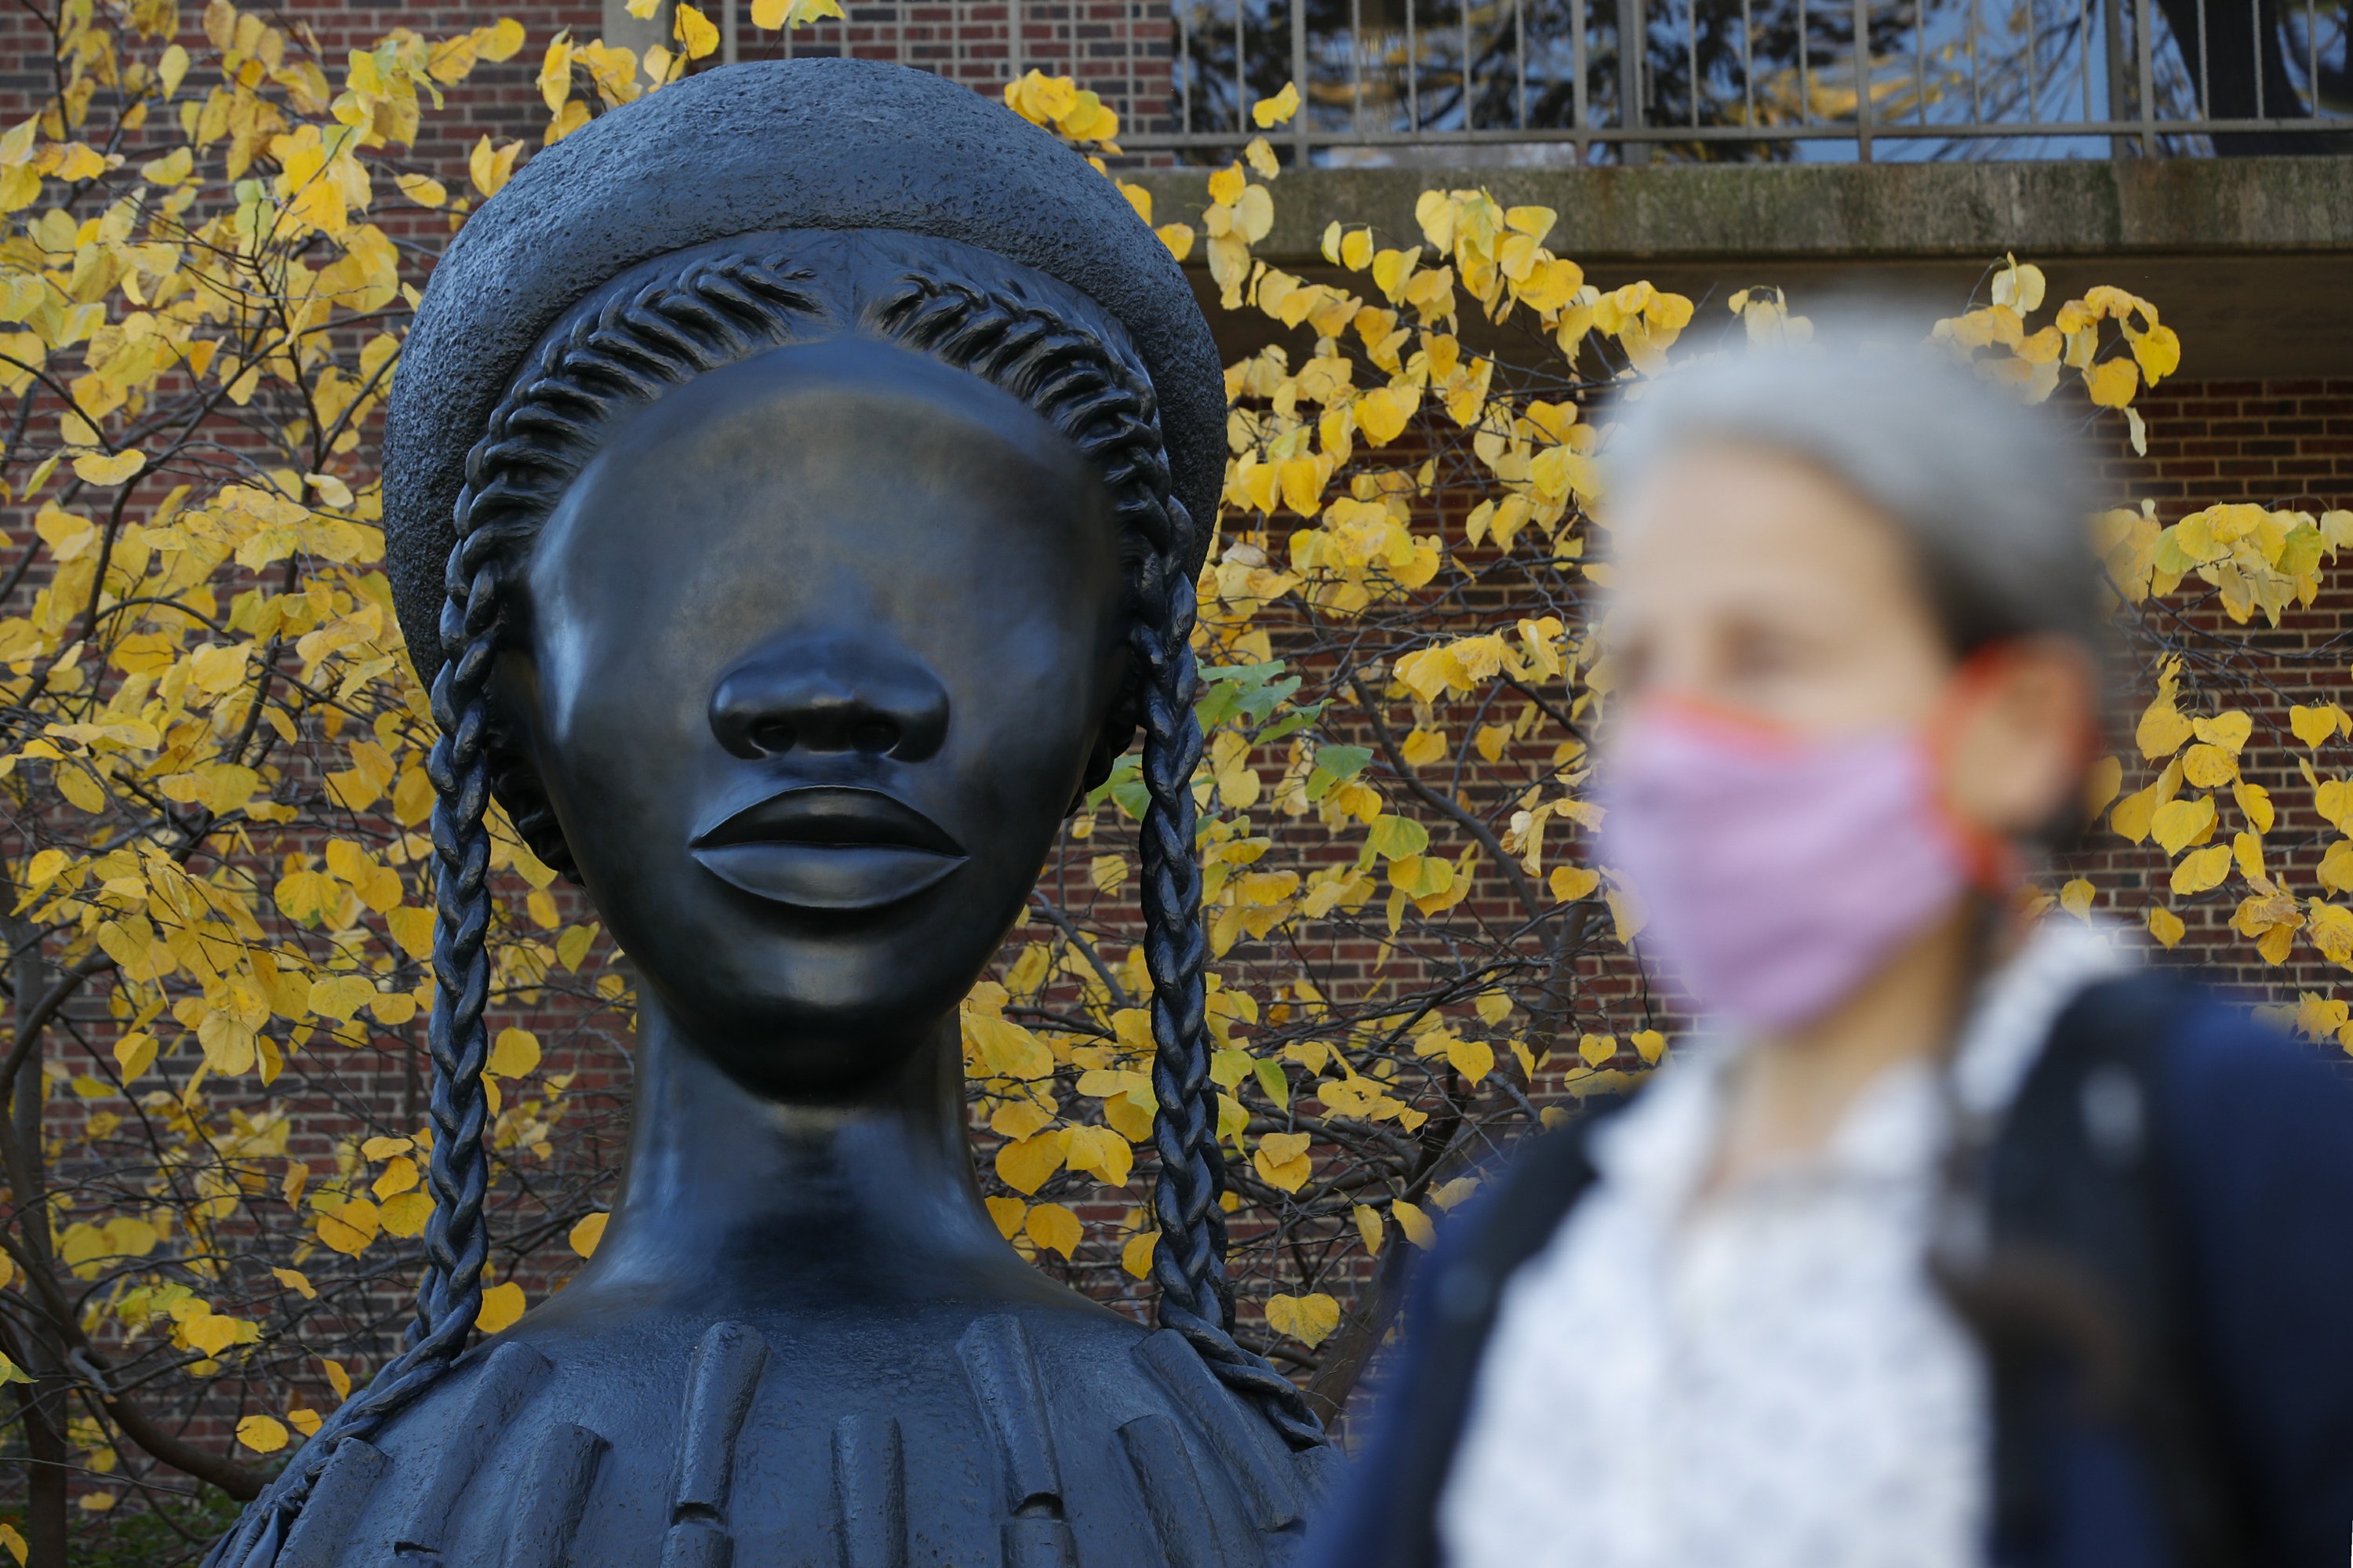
[208,57,1330,1568]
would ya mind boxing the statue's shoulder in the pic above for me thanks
[271,1300,1331,1567]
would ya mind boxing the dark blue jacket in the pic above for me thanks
[1302,977,2353,1568]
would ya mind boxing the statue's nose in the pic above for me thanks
[707,633,950,763]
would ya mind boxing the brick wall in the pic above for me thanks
[2061,377,2353,1005]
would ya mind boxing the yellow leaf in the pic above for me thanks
[537,38,573,114]
[182,1313,240,1357]
[1398,728,1446,769]
[475,1280,526,1334]
[2085,357,2140,409]
[1632,1028,1667,1065]
[1444,1035,1494,1084]
[276,869,342,927]
[1353,1203,1384,1254]
[1121,1228,1158,1278]
[2129,322,2181,382]
[1155,223,1194,262]
[1431,1175,1482,1210]
[316,1197,380,1257]
[322,1359,351,1401]
[272,1267,315,1300]
[1253,1130,1314,1192]
[488,1026,540,1079]
[1024,1202,1082,1260]
[2235,781,2275,835]
[2136,697,2192,760]
[2311,901,2353,966]
[2191,711,2252,754]
[2180,743,2237,788]
[1064,1122,1134,1188]
[395,173,447,209]
[2109,782,2158,844]
[966,1011,1053,1080]
[2232,830,2266,883]
[235,1416,289,1454]
[2146,905,2186,948]
[568,1212,607,1257]
[482,18,528,60]
[468,135,520,198]
[2083,755,2122,818]
[141,147,193,186]
[995,1130,1066,1195]
[2059,879,2097,921]
[2149,795,2216,856]
[1,1522,24,1566]
[985,1195,1026,1239]
[1504,203,1559,241]
[674,3,721,56]
[1391,1199,1435,1248]
[1550,865,1599,902]
[370,1156,419,1200]
[289,1409,322,1437]
[115,1031,156,1082]
[1251,82,1301,127]
[1264,1290,1340,1347]
[379,1191,433,1238]
[71,449,144,487]
[387,906,435,959]
[2169,844,2231,897]
[2290,704,2345,748]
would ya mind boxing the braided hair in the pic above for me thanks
[211,233,1320,1566]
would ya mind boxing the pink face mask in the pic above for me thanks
[1597,699,1998,1036]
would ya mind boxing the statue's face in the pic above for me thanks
[508,337,1129,1097]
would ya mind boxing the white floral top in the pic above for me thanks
[1436,922,2129,1568]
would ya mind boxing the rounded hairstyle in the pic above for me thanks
[1602,310,2108,658]
[207,232,1318,1568]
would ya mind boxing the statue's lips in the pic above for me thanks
[689,786,966,911]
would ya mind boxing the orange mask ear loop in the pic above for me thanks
[1922,642,2097,895]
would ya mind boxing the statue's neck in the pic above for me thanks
[563,995,1034,1311]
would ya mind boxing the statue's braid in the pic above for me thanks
[1129,522,1325,1450]
[197,257,842,1568]
[877,279,1326,1449]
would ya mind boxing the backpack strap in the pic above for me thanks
[1330,1098,1628,1568]
[1977,973,2251,1568]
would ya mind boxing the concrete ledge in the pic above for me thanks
[1131,157,2353,264]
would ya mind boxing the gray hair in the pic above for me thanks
[1601,307,2108,656]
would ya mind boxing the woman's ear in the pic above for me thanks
[1940,638,2101,842]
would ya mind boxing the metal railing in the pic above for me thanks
[1155,0,2353,158]
[747,0,2348,159]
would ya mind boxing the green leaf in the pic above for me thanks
[1366,814,1431,860]
[1314,744,1373,780]
[1253,1056,1289,1109]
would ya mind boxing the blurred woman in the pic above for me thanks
[1307,321,2353,1568]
